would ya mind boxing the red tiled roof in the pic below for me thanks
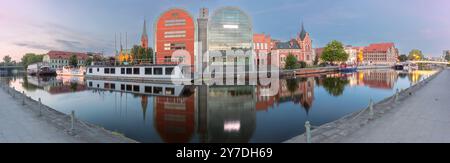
[47,51,89,60]
[364,43,395,53]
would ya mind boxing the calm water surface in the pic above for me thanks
[1,69,436,143]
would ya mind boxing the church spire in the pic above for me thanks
[299,21,307,41]
[141,19,149,48]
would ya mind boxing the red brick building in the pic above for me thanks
[363,43,399,65]
[154,8,196,66]
[253,33,272,66]
[271,23,314,68]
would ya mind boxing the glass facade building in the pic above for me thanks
[207,7,254,73]
[208,6,253,51]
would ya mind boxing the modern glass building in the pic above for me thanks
[208,6,253,51]
[207,6,254,73]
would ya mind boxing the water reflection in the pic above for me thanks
[4,69,437,143]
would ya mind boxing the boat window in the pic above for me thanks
[133,68,140,75]
[165,88,175,95]
[126,85,132,91]
[126,68,132,74]
[121,68,125,74]
[145,68,152,75]
[133,85,140,92]
[88,82,92,87]
[89,68,92,73]
[154,68,163,75]
[121,84,125,91]
[165,68,174,75]
[111,84,116,89]
[104,68,110,74]
[104,83,110,89]
[97,68,99,72]
[154,87,163,94]
[110,68,115,74]
[145,86,152,93]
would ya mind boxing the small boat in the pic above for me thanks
[37,66,57,76]
[56,66,86,76]
[339,64,358,73]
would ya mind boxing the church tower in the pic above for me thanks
[297,22,313,64]
[141,19,149,48]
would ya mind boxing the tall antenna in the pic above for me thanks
[114,33,117,66]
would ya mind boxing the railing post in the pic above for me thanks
[38,98,42,117]
[369,98,374,120]
[395,89,399,102]
[70,110,75,133]
[305,121,312,143]
[22,91,25,105]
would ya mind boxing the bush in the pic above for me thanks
[298,61,307,68]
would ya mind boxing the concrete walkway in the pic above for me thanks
[339,68,450,143]
[0,87,81,143]
[0,84,136,143]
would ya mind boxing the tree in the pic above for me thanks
[445,53,450,61]
[21,53,43,68]
[298,61,307,68]
[69,54,78,67]
[320,40,348,65]
[285,53,298,70]
[313,55,319,65]
[85,57,93,66]
[3,55,12,64]
[408,49,423,61]
[398,54,408,62]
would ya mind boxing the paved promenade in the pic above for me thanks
[286,68,450,143]
[340,68,450,143]
[0,84,135,143]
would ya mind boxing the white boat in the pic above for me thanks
[56,66,86,76]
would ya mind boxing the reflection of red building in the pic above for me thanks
[154,93,196,143]
[154,8,195,66]
[255,78,315,112]
[358,71,397,89]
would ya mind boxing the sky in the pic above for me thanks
[1,0,450,61]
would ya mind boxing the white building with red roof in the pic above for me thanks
[363,43,399,65]
[43,51,89,69]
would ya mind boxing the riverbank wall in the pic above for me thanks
[0,83,138,143]
[284,68,444,143]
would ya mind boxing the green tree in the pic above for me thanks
[398,54,408,62]
[408,49,423,61]
[445,53,450,61]
[3,55,12,64]
[320,40,348,65]
[130,45,154,64]
[298,61,307,68]
[69,54,78,67]
[85,57,93,66]
[313,55,319,65]
[21,53,44,68]
[285,53,298,70]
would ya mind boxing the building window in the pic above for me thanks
[154,68,163,75]
[145,86,152,93]
[133,85,140,92]
[145,68,152,75]
[165,88,175,95]
[133,68,140,75]
[126,85,132,91]
[88,82,92,87]
[164,31,186,38]
[164,56,172,62]
[154,87,163,94]
[165,19,186,26]
[165,68,174,75]
[164,43,186,51]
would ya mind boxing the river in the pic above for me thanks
[0,69,437,143]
